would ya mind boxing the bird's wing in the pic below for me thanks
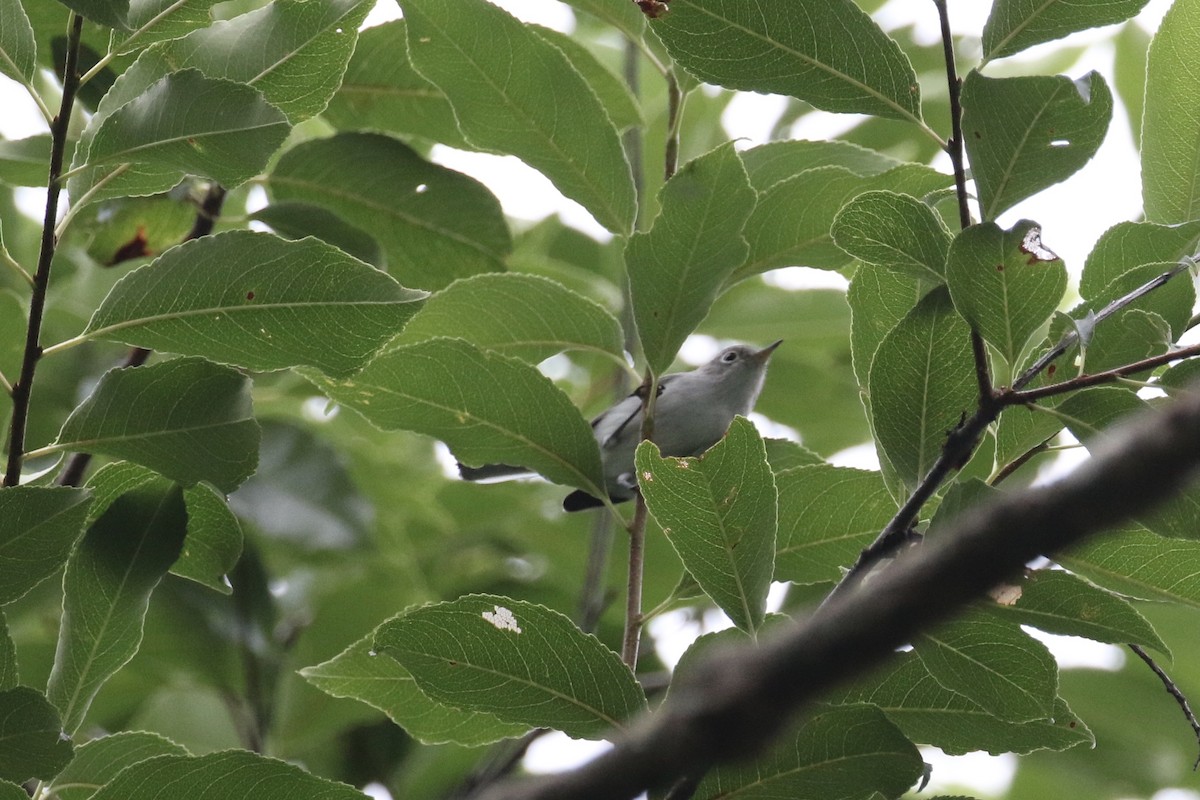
[591,375,678,448]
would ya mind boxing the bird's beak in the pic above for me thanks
[751,339,783,364]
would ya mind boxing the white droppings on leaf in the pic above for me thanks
[1019,225,1058,262]
[482,605,522,634]
[641,470,653,482]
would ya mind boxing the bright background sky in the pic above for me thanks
[0,0,1187,796]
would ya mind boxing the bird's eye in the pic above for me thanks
[721,350,739,363]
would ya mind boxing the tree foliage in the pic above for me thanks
[2,0,1200,798]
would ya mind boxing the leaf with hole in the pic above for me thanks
[962,70,1112,220]
[374,595,646,739]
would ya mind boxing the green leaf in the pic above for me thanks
[531,25,642,132]
[403,0,634,233]
[652,0,921,122]
[831,653,1092,756]
[0,486,92,604]
[832,190,952,283]
[321,20,469,148]
[1080,221,1200,302]
[0,135,53,186]
[58,0,129,29]
[635,417,777,633]
[83,69,290,189]
[775,465,896,585]
[0,687,72,782]
[249,202,384,268]
[868,288,975,491]
[300,630,528,746]
[52,357,260,494]
[560,0,646,40]
[914,612,1057,723]
[694,704,923,800]
[315,338,605,497]
[147,0,373,122]
[991,570,1168,654]
[739,140,902,190]
[627,142,755,375]
[1060,525,1200,606]
[268,132,510,291]
[49,731,189,800]
[0,0,36,84]
[89,750,367,800]
[177,483,242,595]
[762,438,823,473]
[80,461,234,607]
[737,164,951,280]
[113,0,223,54]
[374,595,646,740]
[1143,0,1200,223]
[47,481,188,734]
[395,273,624,365]
[848,264,934,388]
[80,230,427,376]
[982,0,1151,61]
[945,220,1067,368]
[962,71,1112,220]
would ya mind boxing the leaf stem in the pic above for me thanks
[664,71,683,181]
[40,335,87,358]
[54,164,130,239]
[3,13,85,488]
[78,0,191,86]
[1,245,33,286]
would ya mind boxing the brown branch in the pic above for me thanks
[474,385,1200,800]
[1007,341,1200,404]
[3,13,85,487]
[1128,644,1200,768]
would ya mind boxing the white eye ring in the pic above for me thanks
[721,351,739,363]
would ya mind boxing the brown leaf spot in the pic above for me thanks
[636,0,670,18]
[245,290,256,301]
[996,263,1004,271]
[107,226,151,266]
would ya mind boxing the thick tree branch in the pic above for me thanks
[475,386,1200,800]
[3,13,85,487]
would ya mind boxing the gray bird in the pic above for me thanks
[460,340,782,512]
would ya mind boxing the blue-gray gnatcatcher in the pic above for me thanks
[460,340,781,511]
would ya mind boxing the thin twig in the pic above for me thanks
[1014,259,1192,392]
[453,729,548,799]
[1008,340,1200,404]
[622,491,649,667]
[1128,644,1200,769]
[989,435,1053,486]
[3,13,85,488]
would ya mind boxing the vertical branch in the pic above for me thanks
[3,13,85,487]
[933,0,993,403]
